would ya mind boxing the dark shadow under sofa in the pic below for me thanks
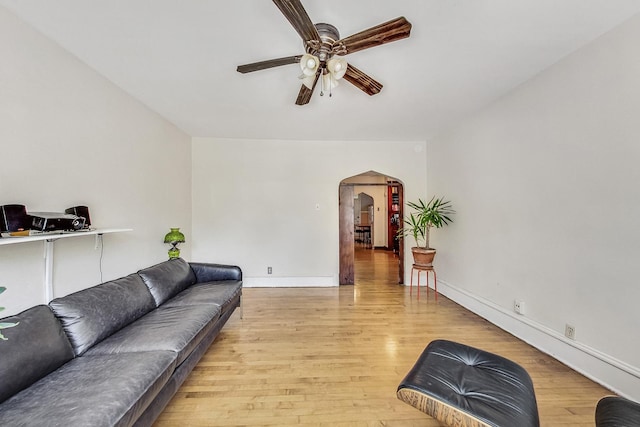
[0,258,242,427]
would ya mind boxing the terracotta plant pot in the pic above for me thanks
[411,247,436,267]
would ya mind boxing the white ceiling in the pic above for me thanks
[2,1,640,141]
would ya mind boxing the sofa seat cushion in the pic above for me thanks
[138,258,197,307]
[162,281,241,314]
[84,304,221,365]
[0,351,176,427]
[49,273,156,356]
[0,305,75,404]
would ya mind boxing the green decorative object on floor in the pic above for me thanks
[163,228,185,259]
[0,286,19,340]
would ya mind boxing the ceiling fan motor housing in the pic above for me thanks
[308,23,340,62]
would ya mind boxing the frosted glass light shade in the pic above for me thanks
[163,227,185,244]
[322,73,340,91]
[299,53,319,77]
[301,75,316,90]
[327,56,347,80]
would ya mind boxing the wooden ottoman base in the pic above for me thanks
[397,340,540,427]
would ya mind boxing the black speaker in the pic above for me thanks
[0,204,30,232]
[65,205,91,228]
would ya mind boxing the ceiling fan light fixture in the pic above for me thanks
[301,74,316,90]
[322,72,340,91]
[300,53,319,76]
[327,56,347,80]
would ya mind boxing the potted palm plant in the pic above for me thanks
[397,196,454,266]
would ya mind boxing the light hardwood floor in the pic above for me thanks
[154,248,611,426]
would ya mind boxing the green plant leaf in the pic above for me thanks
[0,322,19,329]
[0,286,6,312]
[399,196,454,248]
[0,322,18,341]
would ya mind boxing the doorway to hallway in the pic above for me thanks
[354,192,373,248]
[338,171,404,286]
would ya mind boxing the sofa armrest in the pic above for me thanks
[189,262,242,283]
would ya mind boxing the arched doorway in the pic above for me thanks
[338,171,404,285]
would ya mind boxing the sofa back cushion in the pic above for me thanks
[137,258,196,306]
[49,274,156,356]
[0,305,75,404]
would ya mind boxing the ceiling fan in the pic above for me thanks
[237,0,412,105]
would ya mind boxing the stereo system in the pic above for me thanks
[65,205,91,227]
[29,212,86,232]
[0,204,30,233]
[0,204,91,234]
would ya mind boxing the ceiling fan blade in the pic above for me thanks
[237,55,302,74]
[273,0,320,45]
[343,64,383,96]
[333,17,412,56]
[295,71,320,105]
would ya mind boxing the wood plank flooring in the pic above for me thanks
[154,248,611,426]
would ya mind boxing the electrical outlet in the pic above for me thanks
[565,324,576,340]
[514,300,525,315]
[267,267,272,275]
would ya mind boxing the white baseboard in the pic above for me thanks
[434,279,640,401]
[244,276,338,288]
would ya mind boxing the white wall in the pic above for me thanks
[371,186,388,248]
[0,7,192,315]
[428,14,640,399]
[192,138,426,286]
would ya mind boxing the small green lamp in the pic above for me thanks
[163,228,185,259]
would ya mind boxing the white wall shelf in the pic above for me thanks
[0,228,132,302]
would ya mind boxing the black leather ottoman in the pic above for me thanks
[397,340,540,427]
[596,396,640,427]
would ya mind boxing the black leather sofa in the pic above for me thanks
[0,258,242,426]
